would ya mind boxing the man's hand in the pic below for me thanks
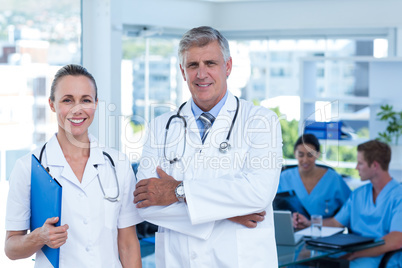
[134,167,181,208]
[39,217,69,249]
[228,211,266,228]
[293,212,310,229]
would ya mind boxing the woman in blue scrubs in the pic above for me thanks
[278,134,351,218]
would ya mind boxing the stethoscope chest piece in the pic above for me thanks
[219,141,231,153]
[164,96,240,162]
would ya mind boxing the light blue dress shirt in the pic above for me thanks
[335,179,402,268]
[191,91,228,138]
[278,167,351,218]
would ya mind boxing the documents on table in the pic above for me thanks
[295,226,345,238]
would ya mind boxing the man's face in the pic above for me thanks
[180,40,232,111]
[356,151,374,181]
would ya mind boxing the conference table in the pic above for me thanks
[139,237,384,267]
[277,239,384,267]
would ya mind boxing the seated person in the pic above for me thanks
[294,140,402,268]
[278,134,351,218]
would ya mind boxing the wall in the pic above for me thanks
[122,0,402,54]
[83,0,123,149]
[214,0,402,31]
[122,0,213,30]
[122,0,402,32]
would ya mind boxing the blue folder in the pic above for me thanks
[306,233,377,249]
[30,154,62,268]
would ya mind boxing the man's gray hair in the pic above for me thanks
[178,26,230,65]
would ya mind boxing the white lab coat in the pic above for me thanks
[137,92,283,268]
[5,134,142,268]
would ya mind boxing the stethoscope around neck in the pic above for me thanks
[39,143,120,202]
[164,96,240,164]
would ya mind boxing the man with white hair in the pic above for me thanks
[134,26,283,267]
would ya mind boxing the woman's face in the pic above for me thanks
[49,75,97,139]
[295,143,319,172]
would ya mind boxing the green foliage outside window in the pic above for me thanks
[325,145,358,178]
[270,107,299,159]
[325,145,356,162]
[334,167,359,179]
[130,121,144,133]
[376,104,402,145]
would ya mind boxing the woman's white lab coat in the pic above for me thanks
[5,134,142,267]
[137,92,283,268]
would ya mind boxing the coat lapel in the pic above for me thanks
[81,144,104,189]
[45,135,80,188]
[44,134,103,190]
[208,92,238,145]
[181,100,201,139]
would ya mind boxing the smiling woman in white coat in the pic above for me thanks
[134,26,283,268]
[4,64,143,267]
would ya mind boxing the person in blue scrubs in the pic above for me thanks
[295,140,402,268]
[278,134,351,218]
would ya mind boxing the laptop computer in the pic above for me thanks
[274,210,303,246]
[274,190,310,219]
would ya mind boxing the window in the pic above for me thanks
[0,2,81,265]
[0,1,81,176]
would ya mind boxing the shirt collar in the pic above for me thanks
[381,178,399,193]
[191,91,228,120]
[45,133,105,167]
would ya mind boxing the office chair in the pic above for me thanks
[379,248,402,268]
[379,181,402,267]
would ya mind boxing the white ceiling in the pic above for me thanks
[193,0,278,2]
[196,0,359,1]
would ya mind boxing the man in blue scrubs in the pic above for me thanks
[295,140,402,267]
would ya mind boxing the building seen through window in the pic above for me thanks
[0,2,81,267]
[0,0,81,179]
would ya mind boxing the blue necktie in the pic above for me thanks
[199,112,215,144]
